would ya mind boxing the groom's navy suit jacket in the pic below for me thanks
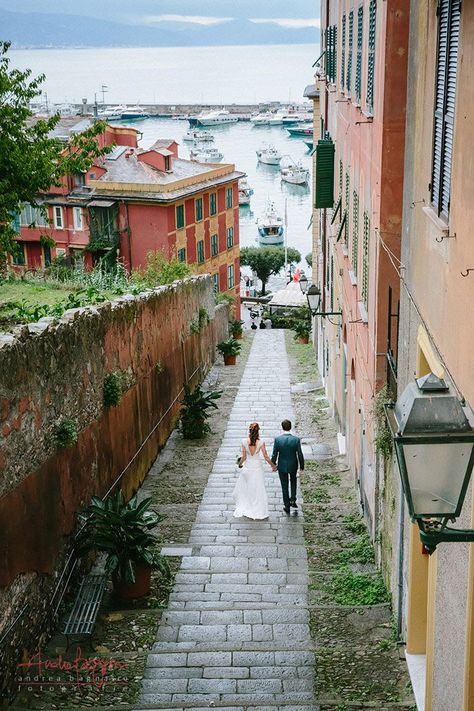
[272,433,305,474]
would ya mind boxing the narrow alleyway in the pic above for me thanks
[138,330,317,709]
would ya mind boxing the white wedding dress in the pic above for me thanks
[233,439,269,519]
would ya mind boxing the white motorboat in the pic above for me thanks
[183,129,214,142]
[98,105,127,119]
[256,202,284,244]
[238,179,254,206]
[121,105,149,119]
[188,109,238,127]
[256,145,282,166]
[280,160,310,186]
[250,112,274,126]
[190,146,224,163]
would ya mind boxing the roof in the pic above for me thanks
[303,84,319,99]
[150,139,178,149]
[268,281,307,309]
[98,153,219,185]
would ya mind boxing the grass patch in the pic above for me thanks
[328,565,389,606]
[303,486,331,504]
[337,535,375,565]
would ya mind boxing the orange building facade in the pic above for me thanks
[12,119,243,306]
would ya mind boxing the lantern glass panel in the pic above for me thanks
[402,441,474,516]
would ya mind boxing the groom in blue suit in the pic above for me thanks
[272,419,305,514]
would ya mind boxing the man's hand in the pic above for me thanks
[298,469,304,476]
[272,464,278,472]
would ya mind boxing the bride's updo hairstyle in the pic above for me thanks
[249,422,260,446]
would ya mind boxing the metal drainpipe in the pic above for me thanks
[322,0,330,315]
[397,480,406,640]
[123,201,132,271]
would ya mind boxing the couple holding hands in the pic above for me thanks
[233,419,305,519]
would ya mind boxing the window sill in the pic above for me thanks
[358,301,368,323]
[422,205,449,235]
[341,244,349,257]
[349,270,357,286]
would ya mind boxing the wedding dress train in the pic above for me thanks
[233,439,269,519]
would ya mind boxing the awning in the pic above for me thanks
[87,200,116,208]
[268,281,307,309]
[304,83,319,98]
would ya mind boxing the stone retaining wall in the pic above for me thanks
[0,276,228,699]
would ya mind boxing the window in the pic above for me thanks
[325,25,337,83]
[352,191,359,275]
[73,173,85,188]
[53,206,63,229]
[362,212,370,308]
[210,192,217,216]
[211,233,218,257]
[315,138,335,209]
[227,264,234,289]
[176,204,185,229]
[73,207,83,231]
[197,239,204,263]
[355,6,363,103]
[195,198,203,222]
[43,245,52,267]
[164,155,171,171]
[178,247,186,263]
[12,242,26,265]
[20,204,48,227]
[226,187,233,209]
[344,173,350,243]
[367,0,377,114]
[431,0,461,219]
[226,226,234,249]
[341,14,346,89]
[213,273,219,294]
[347,10,354,92]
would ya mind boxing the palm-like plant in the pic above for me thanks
[76,490,169,585]
[179,383,222,439]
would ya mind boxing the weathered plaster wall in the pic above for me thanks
[0,276,228,698]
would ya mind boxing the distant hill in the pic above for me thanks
[0,7,317,48]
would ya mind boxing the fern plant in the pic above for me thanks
[179,383,222,439]
[103,372,123,408]
[54,418,78,448]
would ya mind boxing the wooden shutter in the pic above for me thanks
[362,212,370,308]
[341,14,346,89]
[315,139,335,209]
[344,173,350,243]
[356,6,363,103]
[367,0,376,114]
[347,10,354,92]
[352,191,359,275]
[431,0,461,219]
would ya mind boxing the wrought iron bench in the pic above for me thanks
[62,573,107,650]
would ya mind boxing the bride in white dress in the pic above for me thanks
[233,422,274,519]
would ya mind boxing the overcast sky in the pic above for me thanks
[0,0,320,27]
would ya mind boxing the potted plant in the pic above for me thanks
[229,318,244,339]
[294,321,311,344]
[76,490,169,600]
[217,337,242,365]
[179,383,222,439]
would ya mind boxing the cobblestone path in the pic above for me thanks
[138,330,318,710]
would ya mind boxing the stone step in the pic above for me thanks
[138,692,315,706]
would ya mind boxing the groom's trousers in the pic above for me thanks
[278,470,297,508]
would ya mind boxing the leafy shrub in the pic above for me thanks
[54,418,78,448]
[372,385,393,459]
[103,372,123,408]
[215,291,235,305]
[293,320,311,341]
[131,250,191,288]
[229,318,244,336]
[179,383,222,439]
[217,338,242,357]
[190,307,209,334]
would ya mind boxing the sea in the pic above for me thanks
[9,44,317,276]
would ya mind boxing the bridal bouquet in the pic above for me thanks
[235,454,243,468]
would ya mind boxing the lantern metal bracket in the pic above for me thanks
[417,517,474,554]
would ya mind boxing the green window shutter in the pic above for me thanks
[331,196,342,224]
[226,187,233,209]
[210,192,217,215]
[367,0,376,114]
[315,138,335,209]
[197,240,204,263]
[347,10,354,92]
[341,15,346,89]
[336,210,347,241]
[195,198,203,222]
[344,173,350,243]
[178,247,186,263]
[352,191,359,275]
[326,25,337,83]
[330,255,334,311]
[339,159,343,198]
[211,233,218,256]
[362,212,370,307]
[356,6,363,103]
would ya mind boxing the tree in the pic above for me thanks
[240,246,301,296]
[0,41,113,267]
[305,253,312,267]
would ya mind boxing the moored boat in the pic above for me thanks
[304,140,314,151]
[190,146,223,163]
[280,160,310,186]
[250,112,274,126]
[189,109,238,127]
[121,105,149,119]
[256,202,284,244]
[238,179,254,206]
[183,129,214,142]
[287,124,314,138]
[256,145,282,166]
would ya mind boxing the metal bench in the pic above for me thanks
[62,573,106,650]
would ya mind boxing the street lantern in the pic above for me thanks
[299,273,309,294]
[305,283,342,318]
[385,373,474,552]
